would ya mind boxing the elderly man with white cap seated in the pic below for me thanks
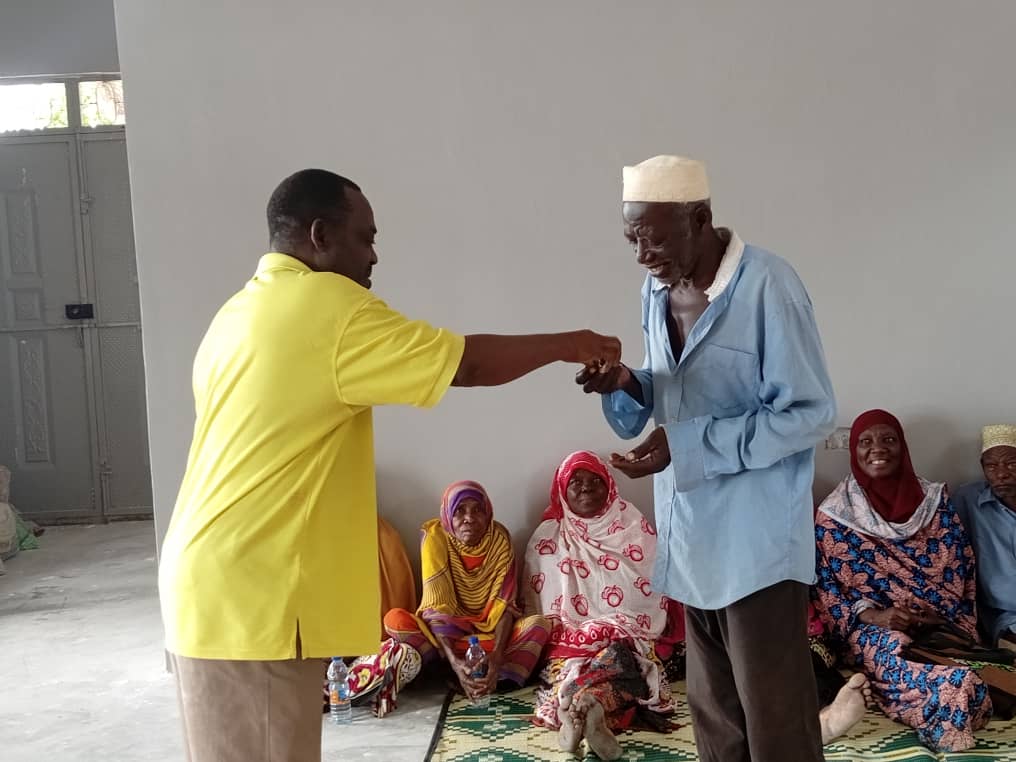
[953,424,1016,651]
[577,155,836,762]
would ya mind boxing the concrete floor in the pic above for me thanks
[0,522,445,761]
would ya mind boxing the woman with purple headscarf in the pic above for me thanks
[384,480,550,701]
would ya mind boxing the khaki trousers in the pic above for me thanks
[171,652,324,762]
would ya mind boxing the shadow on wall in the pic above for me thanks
[376,465,433,599]
[813,443,848,506]
[908,413,981,490]
[941,436,985,490]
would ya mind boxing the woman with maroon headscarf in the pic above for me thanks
[813,409,991,751]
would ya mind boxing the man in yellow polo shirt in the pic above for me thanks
[159,169,621,762]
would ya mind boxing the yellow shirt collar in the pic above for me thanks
[256,252,312,275]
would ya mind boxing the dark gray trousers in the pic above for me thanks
[685,580,824,762]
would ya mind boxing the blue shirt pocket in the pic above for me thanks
[680,343,760,417]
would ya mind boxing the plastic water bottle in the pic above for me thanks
[327,657,351,724]
[464,636,490,709]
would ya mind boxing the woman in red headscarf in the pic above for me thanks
[813,409,991,751]
[524,451,683,760]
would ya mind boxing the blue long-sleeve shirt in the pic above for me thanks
[603,234,836,609]
[952,480,1016,643]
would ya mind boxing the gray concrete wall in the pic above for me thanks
[113,1,1016,568]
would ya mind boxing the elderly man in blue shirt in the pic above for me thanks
[952,424,1016,650]
[578,155,836,762]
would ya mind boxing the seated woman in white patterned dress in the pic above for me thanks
[524,451,682,761]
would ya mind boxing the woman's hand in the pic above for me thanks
[914,611,946,627]
[451,656,489,699]
[477,656,500,696]
[859,607,921,631]
[453,658,479,703]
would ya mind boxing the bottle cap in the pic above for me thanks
[331,656,342,661]
[468,636,480,646]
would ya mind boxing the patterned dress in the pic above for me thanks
[385,481,549,686]
[813,477,992,751]
[524,452,678,731]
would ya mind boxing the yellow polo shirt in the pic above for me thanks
[159,253,464,660]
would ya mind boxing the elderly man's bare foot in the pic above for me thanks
[583,698,622,760]
[820,673,871,744]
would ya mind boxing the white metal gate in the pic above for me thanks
[0,129,152,521]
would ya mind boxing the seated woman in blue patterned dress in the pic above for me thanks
[813,409,992,751]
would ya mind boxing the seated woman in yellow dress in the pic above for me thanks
[384,480,551,701]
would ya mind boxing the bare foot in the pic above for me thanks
[583,698,622,761]
[820,673,871,744]
[557,694,582,753]
[565,692,593,736]
[557,709,582,752]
